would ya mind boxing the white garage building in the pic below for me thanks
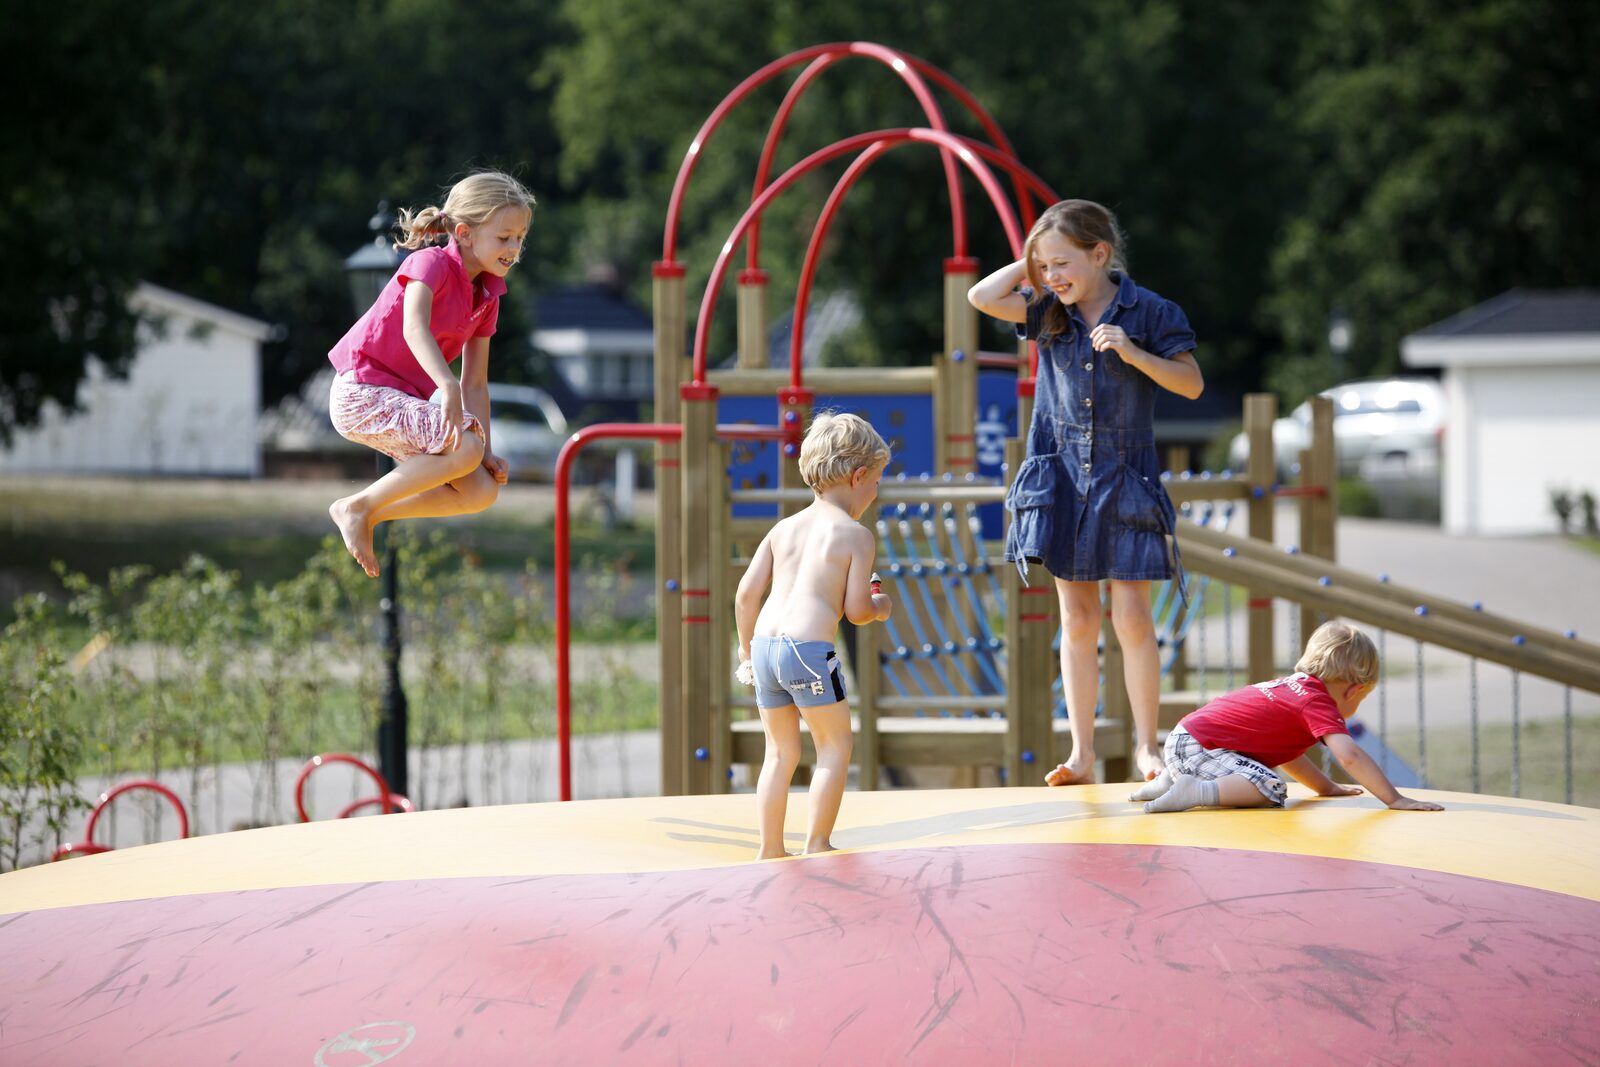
[0,283,271,477]
[1402,289,1600,536]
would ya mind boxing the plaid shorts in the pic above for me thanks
[1163,726,1288,807]
[330,371,484,463]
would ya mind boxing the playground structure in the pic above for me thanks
[553,41,1600,801]
[5,42,1600,1066]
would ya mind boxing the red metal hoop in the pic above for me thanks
[53,779,190,861]
[295,753,398,822]
[335,794,415,819]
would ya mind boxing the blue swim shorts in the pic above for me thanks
[750,635,848,710]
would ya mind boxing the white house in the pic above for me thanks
[1401,290,1600,536]
[0,283,271,477]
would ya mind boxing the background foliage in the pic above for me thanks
[5,0,1595,430]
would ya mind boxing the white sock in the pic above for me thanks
[1143,774,1219,813]
[1130,770,1173,802]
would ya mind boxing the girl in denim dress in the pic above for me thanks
[969,200,1203,785]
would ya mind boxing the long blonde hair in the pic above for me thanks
[1023,199,1126,341]
[395,170,535,251]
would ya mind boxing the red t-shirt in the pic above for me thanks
[1179,672,1349,768]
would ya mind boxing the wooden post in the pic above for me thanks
[943,258,979,479]
[736,269,769,371]
[679,381,718,794]
[1307,394,1337,563]
[1243,393,1277,681]
[856,577,882,791]
[1004,437,1055,786]
[652,262,686,795]
[707,441,733,794]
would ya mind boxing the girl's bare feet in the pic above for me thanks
[1044,760,1094,786]
[329,498,378,577]
[803,843,837,856]
[1135,744,1165,782]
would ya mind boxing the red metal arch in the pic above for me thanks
[665,42,982,266]
[689,128,1060,385]
[747,51,1042,273]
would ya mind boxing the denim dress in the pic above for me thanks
[1004,272,1195,594]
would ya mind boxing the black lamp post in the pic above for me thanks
[343,202,409,799]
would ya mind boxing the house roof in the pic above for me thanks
[1402,289,1600,369]
[532,284,652,333]
[1412,289,1600,338]
[132,283,275,342]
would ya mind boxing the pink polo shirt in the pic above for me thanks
[329,238,506,399]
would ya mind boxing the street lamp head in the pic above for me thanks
[1327,306,1353,358]
[343,201,406,316]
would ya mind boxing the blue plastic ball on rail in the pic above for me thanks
[896,646,910,659]
[1414,606,1429,616]
[1318,576,1331,586]
[1287,545,1300,555]
[1021,750,1036,764]
[1472,601,1483,611]
[1223,547,1237,558]
[1379,574,1390,583]
[944,641,957,653]
[726,768,734,780]
[1567,629,1579,640]
[694,747,708,761]
[1251,486,1265,499]
[783,409,799,425]
[921,643,934,655]
[952,349,966,362]
[1513,634,1526,646]
[665,579,680,592]
[782,442,798,457]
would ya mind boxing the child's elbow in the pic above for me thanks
[966,285,985,311]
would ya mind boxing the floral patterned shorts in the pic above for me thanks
[329,371,484,462]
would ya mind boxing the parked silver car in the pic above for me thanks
[1228,377,1445,481]
[487,382,570,482]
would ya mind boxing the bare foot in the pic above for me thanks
[756,850,790,861]
[1044,760,1094,786]
[803,843,837,855]
[329,498,378,577]
[1135,744,1165,782]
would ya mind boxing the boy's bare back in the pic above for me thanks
[751,500,877,643]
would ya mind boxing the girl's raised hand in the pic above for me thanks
[439,382,465,452]
[1089,323,1131,355]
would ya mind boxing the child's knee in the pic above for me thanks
[455,469,499,512]
[449,430,486,470]
[1061,609,1099,645]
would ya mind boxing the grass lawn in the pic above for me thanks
[1,476,657,627]
[1379,715,1600,808]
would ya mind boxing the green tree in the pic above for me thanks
[1266,0,1600,401]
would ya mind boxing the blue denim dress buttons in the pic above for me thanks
[1004,274,1197,599]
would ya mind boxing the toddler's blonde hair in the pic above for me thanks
[1295,621,1379,686]
[395,170,535,251]
[798,411,890,490]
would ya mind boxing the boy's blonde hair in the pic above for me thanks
[798,411,890,490]
[1295,621,1379,686]
[396,170,536,251]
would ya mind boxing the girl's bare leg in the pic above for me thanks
[756,705,801,860]
[797,702,852,853]
[1110,580,1164,781]
[1045,579,1102,785]
[330,434,485,575]
[368,466,500,525]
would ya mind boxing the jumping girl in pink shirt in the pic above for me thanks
[327,170,534,576]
